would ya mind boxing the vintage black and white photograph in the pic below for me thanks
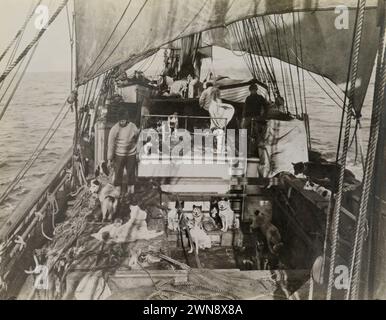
[0,0,385,303]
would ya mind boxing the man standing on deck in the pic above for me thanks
[107,111,140,195]
[243,84,268,122]
[242,84,268,157]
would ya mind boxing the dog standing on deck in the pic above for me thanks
[218,198,235,232]
[251,209,283,255]
[90,162,120,222]
[187,205,211,254]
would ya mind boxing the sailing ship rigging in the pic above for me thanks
[0,0,385,300]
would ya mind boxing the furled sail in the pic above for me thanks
[74,0,379,112]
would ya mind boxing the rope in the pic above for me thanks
[268,14,345,113]
[93,0,149,76]
[0,101,71,204]
[273,14,290,113]
[0,0,41,64]
[0,2,36,94]
[280,15,299,117]
[347,11,386,300]
[65,2,75,91]
[41,223,54,241]
[336,0,363,163]
[261,17,279,88]
[0,55,27,105]
[0,0,69,85]
[327,0,367,300]
[0,43,39,121]
[248,18,278,90]
[292,12,304,116]
[47,193,59,229]
[297,12,308,119]
[84,0,133,77]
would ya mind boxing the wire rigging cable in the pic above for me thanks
[93,0,150,76]
[279,15,299,117]
[0,1,41,94]
[0,0,69,85]
[0,44,39,122]
[327,0,367,300]
[297,12,308,116]
[0,0,42,65]
[0,101,71,204]
[347,10,386,300]
[83,0,133,77]
[268,14,345,113]
[273,14,290,113]
[292,12,304,116]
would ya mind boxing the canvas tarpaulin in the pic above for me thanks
[74,0,379,104]
[258,119,309,178]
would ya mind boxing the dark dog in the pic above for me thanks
[209,199,222,229]
[292,161,359,192]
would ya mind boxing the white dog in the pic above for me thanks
[218,198,235,232]
[186,205,211,254]
[90,163,120,222]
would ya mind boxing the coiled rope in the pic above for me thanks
[327,0,367,300]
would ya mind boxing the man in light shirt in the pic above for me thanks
[199,82,214,111]
[107,111,140,195]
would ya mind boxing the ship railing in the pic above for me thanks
[0,148,73,280]
[139,114,244,159]
[140,114,228,131]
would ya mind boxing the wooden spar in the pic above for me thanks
[367,0,386,300]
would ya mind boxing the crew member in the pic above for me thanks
[208,88,235,153]
[243,84,268,123]
[107,111,140,195]
[242,84,268,156]
[199,82,214,111]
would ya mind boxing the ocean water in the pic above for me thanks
[0,72,75,225]
[0,71,374,226]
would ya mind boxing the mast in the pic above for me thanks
[366,0,386,300]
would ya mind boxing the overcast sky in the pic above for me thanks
[0,0,250,76]
[0,0,72,73]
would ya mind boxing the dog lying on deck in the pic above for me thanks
[292,161,360,193]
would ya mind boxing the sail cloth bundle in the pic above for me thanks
[258,119,309,178]
[208,98,235,130]
[92,205,164,243]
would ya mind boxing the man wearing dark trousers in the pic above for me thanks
[241,84,268,157]
[107,111,140,196]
